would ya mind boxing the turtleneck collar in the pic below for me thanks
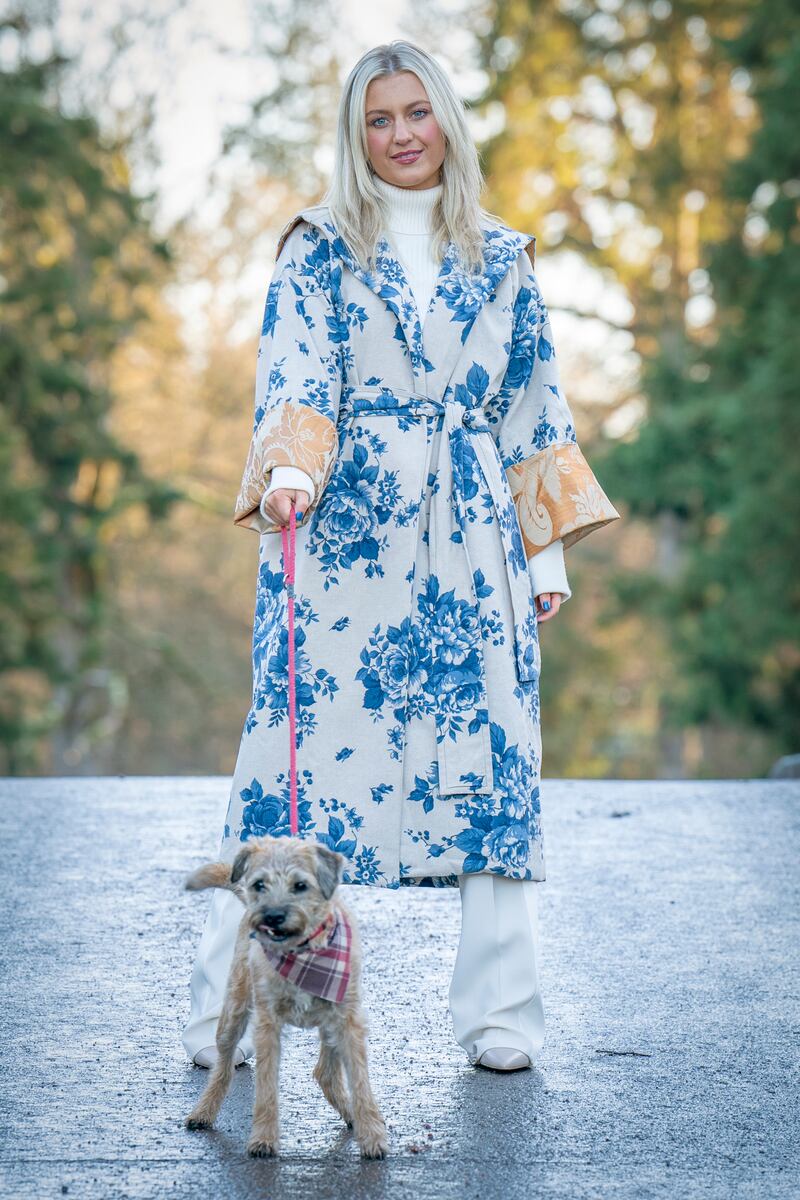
[373,172,442,235]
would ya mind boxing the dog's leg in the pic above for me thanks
[313,1032,353,1128]
[247,1012,281,1157]
[185,937,251,1130]
[338,1009,388,1159]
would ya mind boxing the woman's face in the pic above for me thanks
[365,71,446,191]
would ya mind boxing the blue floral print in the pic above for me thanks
[306,427,418,590]
[404,723,542,878]
[224,200,619,887]
[248,563,338,744]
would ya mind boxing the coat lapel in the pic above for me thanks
[328,229,435,380]
[276,206,535,398]
[419,225,535,397]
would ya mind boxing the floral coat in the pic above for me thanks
[221,201,620,888]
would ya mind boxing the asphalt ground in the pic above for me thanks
[0,777,797,1199]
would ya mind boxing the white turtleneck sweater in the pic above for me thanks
[260,178,570,601]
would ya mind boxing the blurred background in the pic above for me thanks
[1,0,797,779]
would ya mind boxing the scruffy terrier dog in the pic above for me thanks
[183,835,388,1159]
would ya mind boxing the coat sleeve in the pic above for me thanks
[233,218,343,534]
[491,243,620,557]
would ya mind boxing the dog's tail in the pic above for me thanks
[184,862,238,893]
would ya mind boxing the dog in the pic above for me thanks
[183,834,388,1159]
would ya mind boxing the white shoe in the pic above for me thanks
[475,1047,531,1071]
[193,1044,247,1069]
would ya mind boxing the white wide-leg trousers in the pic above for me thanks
[181,884,257,1061]
[448,872,545,1064]
[180,871,545,1065]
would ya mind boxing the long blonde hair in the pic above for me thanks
[321,40,504,275]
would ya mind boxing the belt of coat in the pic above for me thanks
[338,387,538,797]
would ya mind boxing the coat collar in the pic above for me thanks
[275,204,536,395]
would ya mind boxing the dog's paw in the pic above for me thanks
[359,1140,388,1159]
[247,1138,278,1158]
[357,1127,389,1159]
[185,1113,214,1131]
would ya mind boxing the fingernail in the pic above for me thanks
[296,510,305,520]
[542,601,551,612]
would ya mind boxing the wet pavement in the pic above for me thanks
[0,776,798,1199]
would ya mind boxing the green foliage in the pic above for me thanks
[0,33,181,771]
[603,0,800,748]
[476,0,798,772]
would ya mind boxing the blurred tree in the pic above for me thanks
[219,0,341,199]
[103,187,296,776]
[604,0,800,756]
[476,0,779,774]
[0,17,180,773]
[0,1,346,778]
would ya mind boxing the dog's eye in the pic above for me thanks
[251,880,265,892]
[292,880,308,893]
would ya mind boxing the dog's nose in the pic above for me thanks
[261,908,287,929]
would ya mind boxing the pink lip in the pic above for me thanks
[392,149,422,162]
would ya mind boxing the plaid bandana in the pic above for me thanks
[251,908,352,1004]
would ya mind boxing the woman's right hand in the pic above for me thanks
[261,487,311,529]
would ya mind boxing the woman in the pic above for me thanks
[182,41,619,1073]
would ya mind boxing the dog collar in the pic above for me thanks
[251,908,352,1004]
[297,911,336,948]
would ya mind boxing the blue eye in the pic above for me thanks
[369,109,429,127]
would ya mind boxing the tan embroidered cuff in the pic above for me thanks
[234,402,338,534]
[507,441,620,557]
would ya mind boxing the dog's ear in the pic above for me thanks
[230,843,255,885]
[313,844,344,899]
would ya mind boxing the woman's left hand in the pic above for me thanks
[535,593,562,623]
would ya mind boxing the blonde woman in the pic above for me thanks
[182,41,619,1073]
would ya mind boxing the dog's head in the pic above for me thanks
[229,836,344,948]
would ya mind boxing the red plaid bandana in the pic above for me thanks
[251,908,352,1004]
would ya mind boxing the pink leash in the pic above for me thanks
[280,502,299,835]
